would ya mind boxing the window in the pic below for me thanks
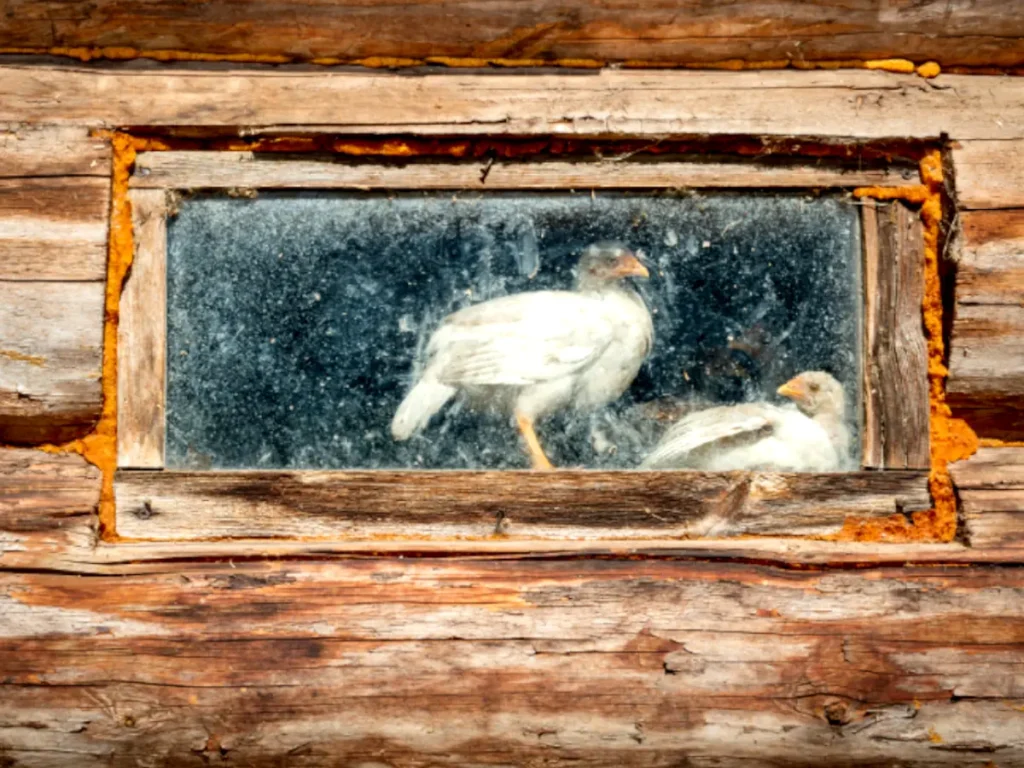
[115,145,931,545]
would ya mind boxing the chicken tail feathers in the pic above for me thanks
[391,378,456,440]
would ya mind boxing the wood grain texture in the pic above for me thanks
[0,282,104,444]
[117,189,166,469]
[861,200,930,469]
[2,66,1024,141]
[114,470,931,541]
[0,177,109,281]
[948,209,1024,440]
[953,140,1024,209]
[0,124,110,178]
[1,558,1024,765]
[956,210,1024,306]
[950,447,1024,551]
[91,537,992,567]
[2,0,1023,68]
[0,447,98,570]
[131,150,917,190]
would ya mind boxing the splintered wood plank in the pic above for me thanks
[1,66,1024,141]
[861,200,930,469]
[131,151,916,190]
[0,282,103,445]
[950,447,1024,550]
[117,189,166,469]
[0,177,109,281]
[1,559,1024,763]
[114,469,931,541]
[2,0,1022,68]
[0,124,110,178]
[953,140,1024,209]
[0,447,98,569]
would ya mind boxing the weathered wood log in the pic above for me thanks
[953,139,1024,209]
[131,150,917,190]
[0,177,109,281]
[117,189,166,469]
[948,209,1024,440]
[0,124,111,178]
[1,558,1023,765]
[2,0,1022,69]
[950,447,1024,550]
[114,469,932,541]
[861,200,930,469]
[0,282,104,444]
[2,66,1023,140]
[0,447,98,570]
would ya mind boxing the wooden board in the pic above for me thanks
[131,150,917,190]
[950,447,1024,550]
[953,139,1024,209]
[1,557,1024,765]
[2,66,1024,140]
[114,470,931,541]
[117,189,166,468]
[0,447,98,570]
[948,209,1024,440]
[861,200,930,469]
[0,124,110,178]
[0,176,109,281]
[0,282,104,444]
[1,0,1022,68]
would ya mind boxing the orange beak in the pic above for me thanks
[610,253,650,279]
[777,377,806,402]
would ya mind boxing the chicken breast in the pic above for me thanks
[391,243,653,469]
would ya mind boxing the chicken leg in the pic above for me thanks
[515,412,554,470]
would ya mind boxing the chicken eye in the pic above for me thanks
[809,382,820,393]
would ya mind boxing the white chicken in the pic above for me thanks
[640,371,851,471]
[392,243,653,469]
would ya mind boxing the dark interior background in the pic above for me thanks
[165,189,861,470]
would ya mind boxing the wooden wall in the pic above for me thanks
[1,59,1024,766]
[1,0,1023,69]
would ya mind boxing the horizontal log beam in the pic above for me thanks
[950,447,1024,550]
[1,66,1023,141]
[948,210,1024,440]
[953,140,1024,209]
[0,177,109,281]
[1,0,1022,69]
[0,448,98,569]
[114,469,932,541]
[131,151,917,190]
[0,282,104,444]
[1,558,1023,765]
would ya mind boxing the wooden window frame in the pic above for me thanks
[113,146,932,551]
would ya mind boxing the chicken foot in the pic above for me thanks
[515,412,554,471]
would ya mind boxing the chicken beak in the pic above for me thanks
[611,254,650,279]
[777,379,805,402]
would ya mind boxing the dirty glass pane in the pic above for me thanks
[165,191,861,471]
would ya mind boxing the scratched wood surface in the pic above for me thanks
[951,447,1024,551]
[860,200,930,469]
[1,557,1023,766]
[113,469,931,541]
[0,66,1022,141]
[2,0,1022,69]
[947,206,1024,440]
[130,151,917,190]
[116,189,166,469]
[1,58,1024,767]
